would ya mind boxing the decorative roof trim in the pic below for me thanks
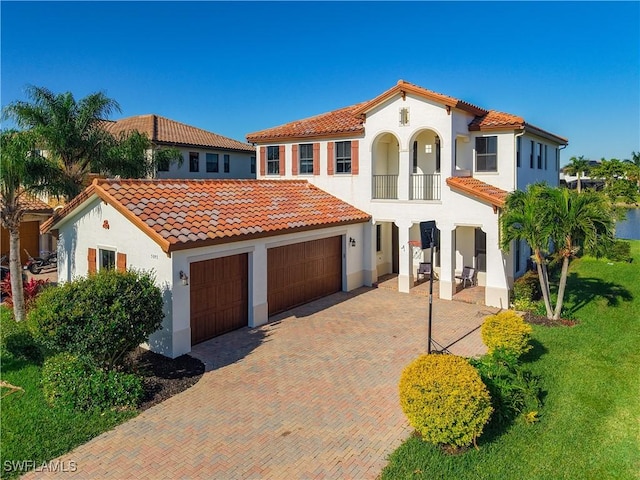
[247,130,364,144]
[352,80,488,117]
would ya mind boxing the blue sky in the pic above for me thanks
[2,1,639,164]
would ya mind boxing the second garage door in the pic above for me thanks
[190,254,248,345]
[268,236,342,316]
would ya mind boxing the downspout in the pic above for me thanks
[514,129,526,191]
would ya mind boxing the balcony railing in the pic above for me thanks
[410,174,441,200]
[372,175,398,199]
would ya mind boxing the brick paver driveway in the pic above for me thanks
[27,287,498,480]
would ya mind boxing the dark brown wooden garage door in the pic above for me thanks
[1,221,40,264]
[190,254,248,345]
[268,236,342,316]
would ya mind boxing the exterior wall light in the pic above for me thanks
[349,237,356,247]
[179,270,189,286]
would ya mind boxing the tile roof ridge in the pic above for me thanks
[155,115,253,145]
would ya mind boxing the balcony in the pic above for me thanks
[372,175,398,199]
[372,174,441,201]
[410,174,441,200]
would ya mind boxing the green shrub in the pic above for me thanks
[42,353,142,411]
[482,311,532,357]
[28,269,164,370]
[470,349,541,426]
[609,240,632,262]
[512,270,542,305]
[0,306,42,362]
[398,354,493,448]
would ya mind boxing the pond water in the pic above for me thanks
[616,208,640,240]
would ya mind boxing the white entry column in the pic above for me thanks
[395,219,414,293]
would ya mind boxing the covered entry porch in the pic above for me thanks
[372,219,509,308]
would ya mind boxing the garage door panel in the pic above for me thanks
[268,236,342,316]
[190,254,248,345]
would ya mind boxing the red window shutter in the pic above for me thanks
[88,248,96,274]
[291,145,299,176]
[313,143,320,175]
[259,146,266,176]
[327,142,335,175]
[279,145,285,176]
[351,140,359,175]
[116,253,127,272]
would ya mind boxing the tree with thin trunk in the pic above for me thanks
[0,130,57,321]
[546,187,614,319]
[564,155,590,193]
[500,183,555,318]
[3,86,181,202]
[501,183,614,320]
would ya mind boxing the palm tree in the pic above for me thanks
[501,184,614,320]
[564,155,591,193]
[3,86,120,201]
[500,183,555,318]
[3,86,181,202]
[0,130,57,321]
[546,188,614,319]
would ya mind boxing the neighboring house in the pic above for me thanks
[246,80,568,308]
[559,160,604,190]
[41,178,370,358]
[104,114,257,179]
[1,196,54,264]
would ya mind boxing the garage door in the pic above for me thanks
[190,254,248,345]
[268,236,342,316]
[0,221,40,264]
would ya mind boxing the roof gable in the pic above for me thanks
[352,79,487,117]
[104,114,255,153]
[42,179,370,253]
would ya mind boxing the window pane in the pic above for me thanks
[100,249,115,270]
[206,153,219,173]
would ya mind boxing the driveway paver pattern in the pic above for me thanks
[24,287,498,480]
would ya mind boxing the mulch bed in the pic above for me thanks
[126,347,205,411]
[522,312,579,327]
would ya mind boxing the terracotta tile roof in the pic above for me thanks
[246,79,567,145]
[42,179,370,252]
[353,79,487,117]
[446,176,509,208]
[15,195,54,214]
[469,110,568,144]
[246,104,366,143]
[103,114,255,153]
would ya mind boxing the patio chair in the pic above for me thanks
[455,266,476,288]
[417,262,433,281]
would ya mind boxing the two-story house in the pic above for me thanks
[104,114,256,179]
[246,80,568,308]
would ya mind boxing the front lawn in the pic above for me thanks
[0,345,136,478]
[381,240,640,479]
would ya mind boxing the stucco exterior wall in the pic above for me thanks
[156,147,256,180]
[55,198,176,356]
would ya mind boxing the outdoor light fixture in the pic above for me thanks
[349,237,356,247]
[179,270,189,286]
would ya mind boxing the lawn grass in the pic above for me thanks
[0,308,136,479]
[381,240,640,480]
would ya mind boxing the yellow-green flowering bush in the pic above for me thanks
[398,354,493,448]
[481,310,532,357]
